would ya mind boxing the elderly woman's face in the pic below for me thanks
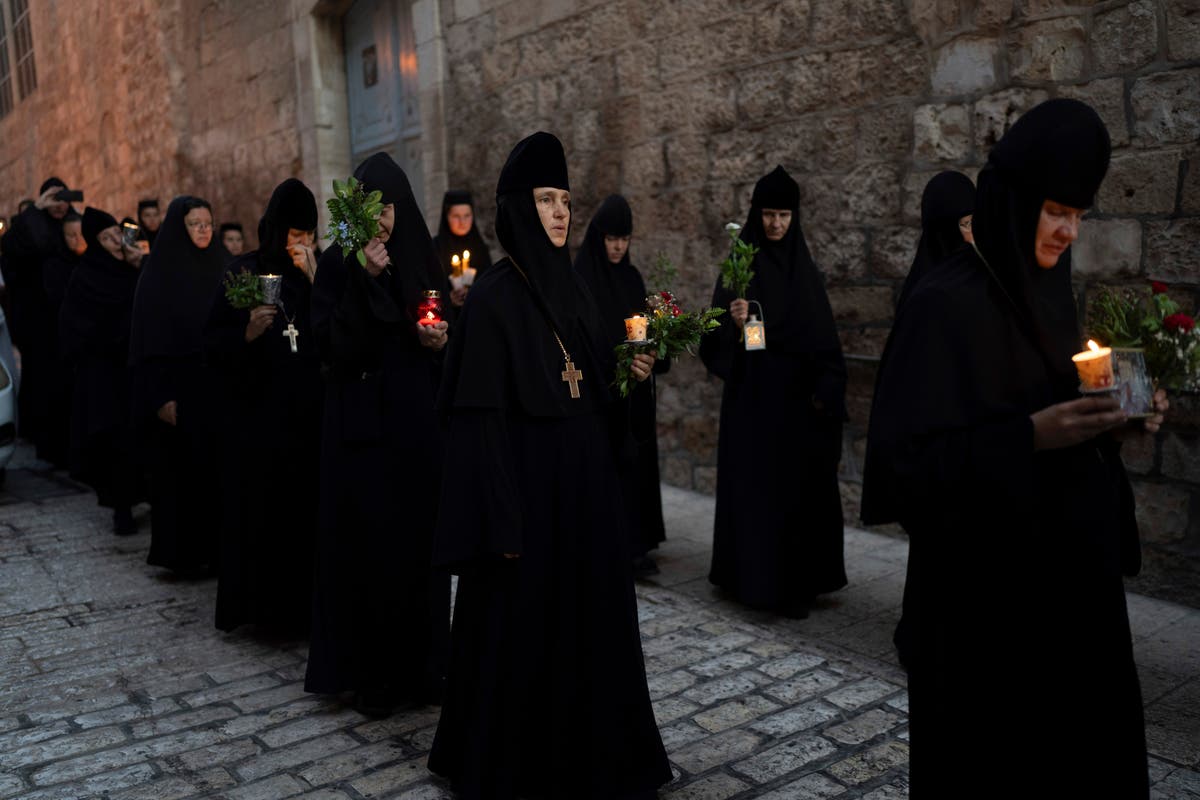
[534,187,570,248]
[184,207,214,249]
[761,209,792,241]
[1034,200,1084,269]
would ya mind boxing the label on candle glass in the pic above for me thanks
[1072,341,1114,390]
[625,315,648,342]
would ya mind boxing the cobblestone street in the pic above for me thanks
[1,453,1198,799]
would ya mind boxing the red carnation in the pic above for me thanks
[671,305,681,317]
[1164,313,1196,333]
[1151,281,1169,294]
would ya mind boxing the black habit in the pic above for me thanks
[428,132,671,800]
[862,99,1148,797]
[432,189,494,279]
[204,179,324,633]
[41,218,82,468]
[699,165,847,615]
[573,194,668,558]
[128,196,227,572]
[59,208,143,513]
[305,154,451,704]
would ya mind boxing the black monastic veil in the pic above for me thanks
[432,189,494,279]
[863,99,1148,797]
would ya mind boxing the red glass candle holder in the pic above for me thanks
[418,290,443,326]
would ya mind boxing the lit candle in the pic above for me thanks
[461,249,476,286]
[1072,339,1114,390]
[450,254,461,274]
[418,290,443,326]
[624,313,648,342]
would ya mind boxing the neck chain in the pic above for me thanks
[509,260,583,400]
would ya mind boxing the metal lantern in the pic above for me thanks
[744,300,766,351]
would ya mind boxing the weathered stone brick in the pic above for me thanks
[827,739,910,784]
[1058,77,1130,147]
[1072,218,1143,279]
[1145,218,1200,283]
[1133,481,1193,545]
[826,708,904,744]
[732,734,839,783]
[1099,150,1183,215]
[1132,69,1200,146]
[682,670,774,706]
[764,669,845,704]
[1167,0,1200,61]
[670,728,763,775]
[913,103,971,162]
[1092,0,1159,73]
[973,87,1051,151]
[755,772,847,800]
[828,286,895,326]
[1010,17,1086,82]
[870,226,923,281]
[693,695,781,732]
[1162,434,1200,484]
[931,37,1001,95]
[662,772,750,800]
[825,677,902,709]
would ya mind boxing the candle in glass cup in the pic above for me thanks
[418,290,443,326]
[260,274,283,306]
[1072,339,1114,390]
[624,313,648,342]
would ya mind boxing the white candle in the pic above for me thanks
[625,314,648,342]
[1072,339,1114,390]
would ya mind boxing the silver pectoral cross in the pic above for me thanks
[283,323,299,353]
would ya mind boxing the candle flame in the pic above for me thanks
[463,249,470,260]
[451,254,460,266]
[1087,339,1101,352]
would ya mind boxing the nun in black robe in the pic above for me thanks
[699,166,847,617]
[428,132,671,800]
[305,153,451,711]
[204,179,324,633]
[59,208,143,532]
[862,99,1149,797]
[41,211,85,468]
[573,195,668,569]
[2,177,74,459]
[136,199,160,250]
[432,190,494,312]
[129,196,227,573]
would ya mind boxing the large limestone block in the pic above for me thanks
[931,36,1001,95]
[1092,0,1159,73]
[1098,150,1183,215]
[1072,218,1143,279]
[1008,17,1087,82]
[1131,68,1200,146]
[912,103,971,162]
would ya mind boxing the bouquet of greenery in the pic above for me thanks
[326,176,385,267]
[223,268,265,310]
[613,287,724,398]
[718,221,758,298]
[1087,281,1200,391]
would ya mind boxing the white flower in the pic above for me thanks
[725,222,741,232]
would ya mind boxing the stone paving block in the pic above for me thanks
[688,650,760,677]
[653,696,703,725]
[825,709,903,745]
[160,737,263,773]
[237,731,360,781]
[129,704,239,738]
[827,740,910,785]
[647,646,712,674]
[661,772,750,799]
[693,695,781,733]
[670,728,763,775]
[350,756,431,797]
[764,669,846,704]
[754,772,846,800]
[76,697,182,729]
[31,728,225,786]
[0,720,73,753]
[683,670,774,706]
[354,708,444,742]
[824,677,901,710]
[860,780,908,799]
[744,640,795,659]
[218,696,335,738]
[885,692,908,714]
[18,689,132,722]
[748,701,842,738]
[293,791,357,800]
[111,766,237,799]
[660,720,711,750]
[649,669,699,699]
[180,673,280,708]
[229,680,312,713]
[731,734,839,784]
[225,774,307,800]
[760,652,827,680]
[0,724,128,771]
[297,739,409,786]
[389,783,456,800]
[16,763,157,800]
[0,774,26,800]
[257,707,367,748]
[205,658,280,684]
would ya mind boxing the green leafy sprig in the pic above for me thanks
[325,176,385,267]
[223,269,265,310]
[719,222,758,299]
[1086,283,1200,392]
[612,285,724,399]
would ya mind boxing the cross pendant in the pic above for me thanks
[561,359,583,399]
[283,323,300,353]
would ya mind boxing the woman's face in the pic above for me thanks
[286,228,315,249]
[376,204,396,244]
[62,220,86,255]
[604,234,630,264]
[222,229,244,256]
[97,226,125,260]
[534,187,570,248]
[184,207,214,248]
[446,204,473,237]
[958,215,974,245]
[761,209,793,241]
[1034,200,1084,269]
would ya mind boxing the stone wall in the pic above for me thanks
[437,0,1200,595]
[0,0,307,248]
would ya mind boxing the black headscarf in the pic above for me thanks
[60,207,141,362]
[896,171,975,311]
[353,152,443,315]
[254,178,317,276]
[573,194,642,346]
[137,199,160,246]
[739,165,840,356]
[433,190,493,278]
[129,196,228,364]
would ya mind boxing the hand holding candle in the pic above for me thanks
[1072,339,1114,391]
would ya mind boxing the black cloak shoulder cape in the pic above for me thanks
[895,170,975,312]
[862,99,1147,797]
[698,165,848,613]
[304,153,450,701]
[59,207,143,509]
[203,178,324,633]
[428,132,672,800]
[432,189,494,278]
[573,194,668,556]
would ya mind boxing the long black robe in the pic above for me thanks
[1,199,70,456]
[59,212,142,510]
[432,190,494,281]
[699,167,847,613]
[305,154,450,700]
[128,196,227,572]
[41,245,81,467]
[429,133,671,800]
[573,195,667,557]
[863,99,1147,797]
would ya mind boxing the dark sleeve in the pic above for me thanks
[311,246,409,371]
[133,357,175,417]
[698,278,739,381]
[812,345,847,419]
[432,409,524,573]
